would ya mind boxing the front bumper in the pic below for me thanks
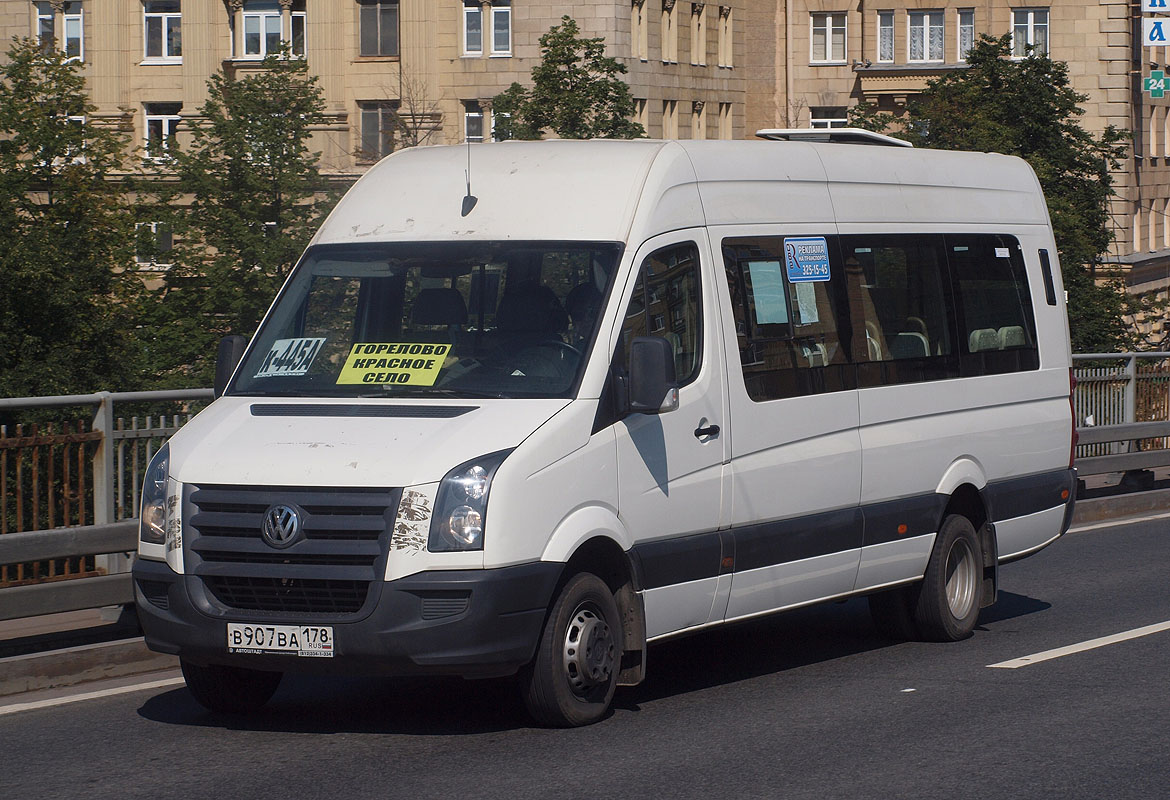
[133,558,563,678]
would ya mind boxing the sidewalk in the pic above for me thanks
[2,482,1169,699]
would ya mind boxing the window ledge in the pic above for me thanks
[139,58,182,66]
[810,61,849,66]
[489,51,513,58]
[355,55,400,62]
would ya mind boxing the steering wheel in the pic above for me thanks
[512,340,583,380]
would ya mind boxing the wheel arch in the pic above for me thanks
[940,482,998,609]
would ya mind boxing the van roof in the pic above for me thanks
[311,139,1049,247]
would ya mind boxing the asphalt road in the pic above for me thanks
[4,515,1169,800]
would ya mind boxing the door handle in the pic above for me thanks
[694,423,721,439]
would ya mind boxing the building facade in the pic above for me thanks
[3,1,1168,301]
[0,0,751,179]
[762,0,1167,295]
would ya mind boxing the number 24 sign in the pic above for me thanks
[1146,71,1167,100]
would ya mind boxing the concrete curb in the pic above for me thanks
[0,637,177,698]
[1071,488,1170,524]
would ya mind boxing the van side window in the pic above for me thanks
[946,234,1039,376]
[619,242,702,385]
[721,236,853,401]
[840,234,960,387]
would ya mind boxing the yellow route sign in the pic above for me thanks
[336,343,452,385]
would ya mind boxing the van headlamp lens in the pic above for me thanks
[448,505,483,546]
[140,444,170,546]
[428,450,511,552]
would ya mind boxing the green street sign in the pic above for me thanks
[1146,70,1166,98]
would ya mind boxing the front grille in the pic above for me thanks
[203,576,368,614]
[186,484,400,618]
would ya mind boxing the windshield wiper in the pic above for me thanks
[356,388,509,400]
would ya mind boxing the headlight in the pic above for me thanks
[428,450,511,552]
[139,444,170,545]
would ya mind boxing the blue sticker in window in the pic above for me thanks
[784,237,831,282]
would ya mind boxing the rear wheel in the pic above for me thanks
[180,659,283,714]
[913,514,982,642]
[522,572,621,727]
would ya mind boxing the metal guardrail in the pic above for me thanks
[0,520,137,621]
[1,389,210,620]
[1076,420,1170,476]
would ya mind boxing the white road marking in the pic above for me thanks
[1069,510,1170,534]
[987,620,1170,669]
[0,676,185,716]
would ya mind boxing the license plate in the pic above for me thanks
[227,623,334,658]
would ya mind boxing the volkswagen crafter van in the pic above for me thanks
[133,135,1077,727]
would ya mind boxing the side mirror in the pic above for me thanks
[628,336,680,414]
[214,335,248,399]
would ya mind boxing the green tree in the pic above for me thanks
[0,38,144,397]
[145,48,340,385]
[849,35,1131,353]
[493,17,644,141]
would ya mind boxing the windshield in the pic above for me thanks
[229,241,622,399]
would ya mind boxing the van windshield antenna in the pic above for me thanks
[462,139,478,216]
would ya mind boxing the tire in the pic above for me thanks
[521,572,622,727]
[180,659,283,714]
[868,584,920,641]
[913,514,983,642]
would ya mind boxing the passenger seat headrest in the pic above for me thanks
[412,287,469,326]
[495,283,568,334]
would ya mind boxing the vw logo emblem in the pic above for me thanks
[261,504,304,549]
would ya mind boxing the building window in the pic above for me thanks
[662,99,678,138]
[63,2,83,60]
[810,13,846,63]
[717,7,732,67]
[243,1,281,57]
[291,3,306,56]
[144,1,182,62]
[958,9,974,61]
[909,10,944,62]
[491,0,511,55]
[634,98,648,130]
[490,110,510,141]
[135,222,174,269]
[359,1,399,57]
[691,101,706,139]
[35,2,54,53]
[661,0,678,63]
[464,101,484,142]
[810,107,848,128]
[1011,8,1048,57]
[632,1,648,61]
[358,101,397,161]
[690,3,706,66]
[718,101,731,139]
[36,2,84,60]
[877,11,894,62]
[144,103,182,160]
[463,1,482,55]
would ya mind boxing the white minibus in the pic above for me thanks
[133,135,1077,726]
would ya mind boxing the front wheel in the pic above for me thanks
[913,514,983,642]
[180,659,283,714]
[521,572,622,727]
